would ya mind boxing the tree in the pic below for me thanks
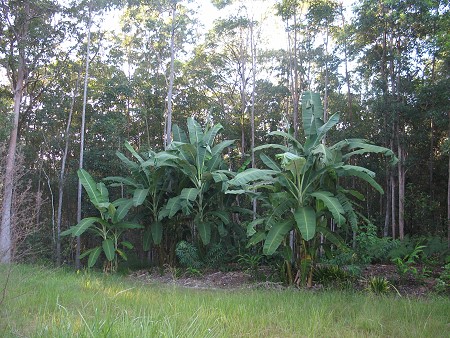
[0,0,63,263]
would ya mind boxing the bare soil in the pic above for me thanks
[129,264,445,297]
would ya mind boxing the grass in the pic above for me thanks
[0,265,449,337]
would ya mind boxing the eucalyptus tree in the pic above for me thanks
[119,0,196,150]
[306,0,340,121]
[0,0,65,263]
[275,0,312,138]
[352,0,447,239]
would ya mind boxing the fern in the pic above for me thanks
[175,241,202,269]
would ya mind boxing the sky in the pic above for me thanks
[102,0,357,52]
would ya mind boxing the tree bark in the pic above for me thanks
[0,2,29,263]
[448,110,450,249]
[390,169,397,240]
[165,2,176,149]
[250,19,257,217]
[76,3,93,269]
[398,140,405,240]
[56,70,81,266]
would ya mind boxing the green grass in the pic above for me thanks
[0,265,449,337]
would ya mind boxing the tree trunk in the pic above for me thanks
[0,53,25,263]
[56,70,81,266]
[0,2,29,263]
[340,5,352,120]
[448,110,450,249]
[250,19,257,217]
[383,175,391,237]
[76,4,93,269]
[165,3,176,149]
[239,27,247,159]
[391,170,397,240]
[292,12,299,138]
[323,24,329,124]
[398,140,405,240]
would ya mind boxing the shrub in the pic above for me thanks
[312,265,355,289]
[434,263,450,294]
[175,241,202,269]
[355,224,400,264]
[204,243,228,269]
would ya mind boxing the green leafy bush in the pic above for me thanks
[434,263,450,294]
[175,241,202,269]
[312,265,355,289]
[204,243,228,269]
[355,223,399,264]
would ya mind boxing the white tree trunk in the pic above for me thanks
[76,4,92,269]
[165,3,177,149]
[56,71,80,266]
[0,58,25,263]
[0,1,28,262]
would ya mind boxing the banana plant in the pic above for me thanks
[227,91,397,285]
[61,169,143,272]
[105,141,178,251]
[159,117,236,245]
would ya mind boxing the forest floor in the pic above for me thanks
[128,264,444,297]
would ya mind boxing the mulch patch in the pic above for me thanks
[128,264,446,297]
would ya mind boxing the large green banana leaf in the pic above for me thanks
[187,117,204,144]
[263,220,293,255]
[197,221,212,245]
[102,239,115,261]
[294,206,316,241]
[311,191,346,225]
[78,169,109,209]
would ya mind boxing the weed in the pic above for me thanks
[365,276,396,296]
[237,253,263,280]
[392,243,426,282]
[184,267,203,277]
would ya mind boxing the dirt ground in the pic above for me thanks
[129,264,445,297]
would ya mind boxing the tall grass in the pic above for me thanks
[0,264,448,337]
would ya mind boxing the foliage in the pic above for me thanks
[312,264,355,289]
[61,169,143,272]
[365,276,394,296]
[227,91,396,286]
[391,243,426,282]
[105,141,176,252]
[434,263,450,294]
[355,223,400,264]
[204,242,229,269]
[175,240,202,269]
[161,117,236,246]
[238,253,263,280]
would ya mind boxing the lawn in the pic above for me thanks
[0,265,448,337]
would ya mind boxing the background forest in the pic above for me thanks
[0,0,449,282]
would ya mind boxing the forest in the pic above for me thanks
[0,0,449,293]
